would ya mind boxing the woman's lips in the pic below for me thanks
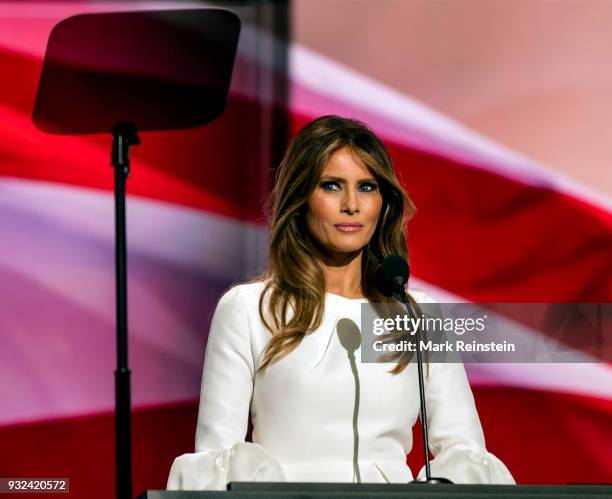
[334,223,363,232]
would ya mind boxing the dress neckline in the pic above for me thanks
[325,291,368,302]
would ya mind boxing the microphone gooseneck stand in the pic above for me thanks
[374,255,453,484]
[111,122,140,499]
[390,277,453,484]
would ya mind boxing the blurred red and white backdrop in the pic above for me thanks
[0,1,610,497]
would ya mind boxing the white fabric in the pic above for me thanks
[167,282,515,490]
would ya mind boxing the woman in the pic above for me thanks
[167,115,515,489]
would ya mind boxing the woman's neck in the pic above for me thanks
[321,250,364,299]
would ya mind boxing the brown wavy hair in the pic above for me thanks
[253,115,419,374]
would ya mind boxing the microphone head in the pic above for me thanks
[374,255,410,298]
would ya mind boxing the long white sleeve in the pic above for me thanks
[195,286,254,451]
[416,361,515,483]
[408,290,514,484]
[167,286,285,490]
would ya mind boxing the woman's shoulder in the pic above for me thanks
[218,279,268,306]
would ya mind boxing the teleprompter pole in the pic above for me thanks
[112,122,140,499]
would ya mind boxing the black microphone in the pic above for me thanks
[375,255,453,485]
[374,254,409,299]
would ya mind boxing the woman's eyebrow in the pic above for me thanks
[320,175,378,183]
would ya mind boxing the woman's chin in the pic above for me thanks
[321,244,367,258]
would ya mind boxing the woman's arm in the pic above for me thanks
[417,360,515,484]
[167,285,284,490]
[409,290,515,484]
[195,286,254,451]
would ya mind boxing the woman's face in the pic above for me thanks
[305,147,383,258]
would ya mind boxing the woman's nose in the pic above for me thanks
[341,190,359,214]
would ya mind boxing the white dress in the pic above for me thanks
[167,281,515,490]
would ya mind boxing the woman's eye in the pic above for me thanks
[359,182,378,192]
[320,181,340,191]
